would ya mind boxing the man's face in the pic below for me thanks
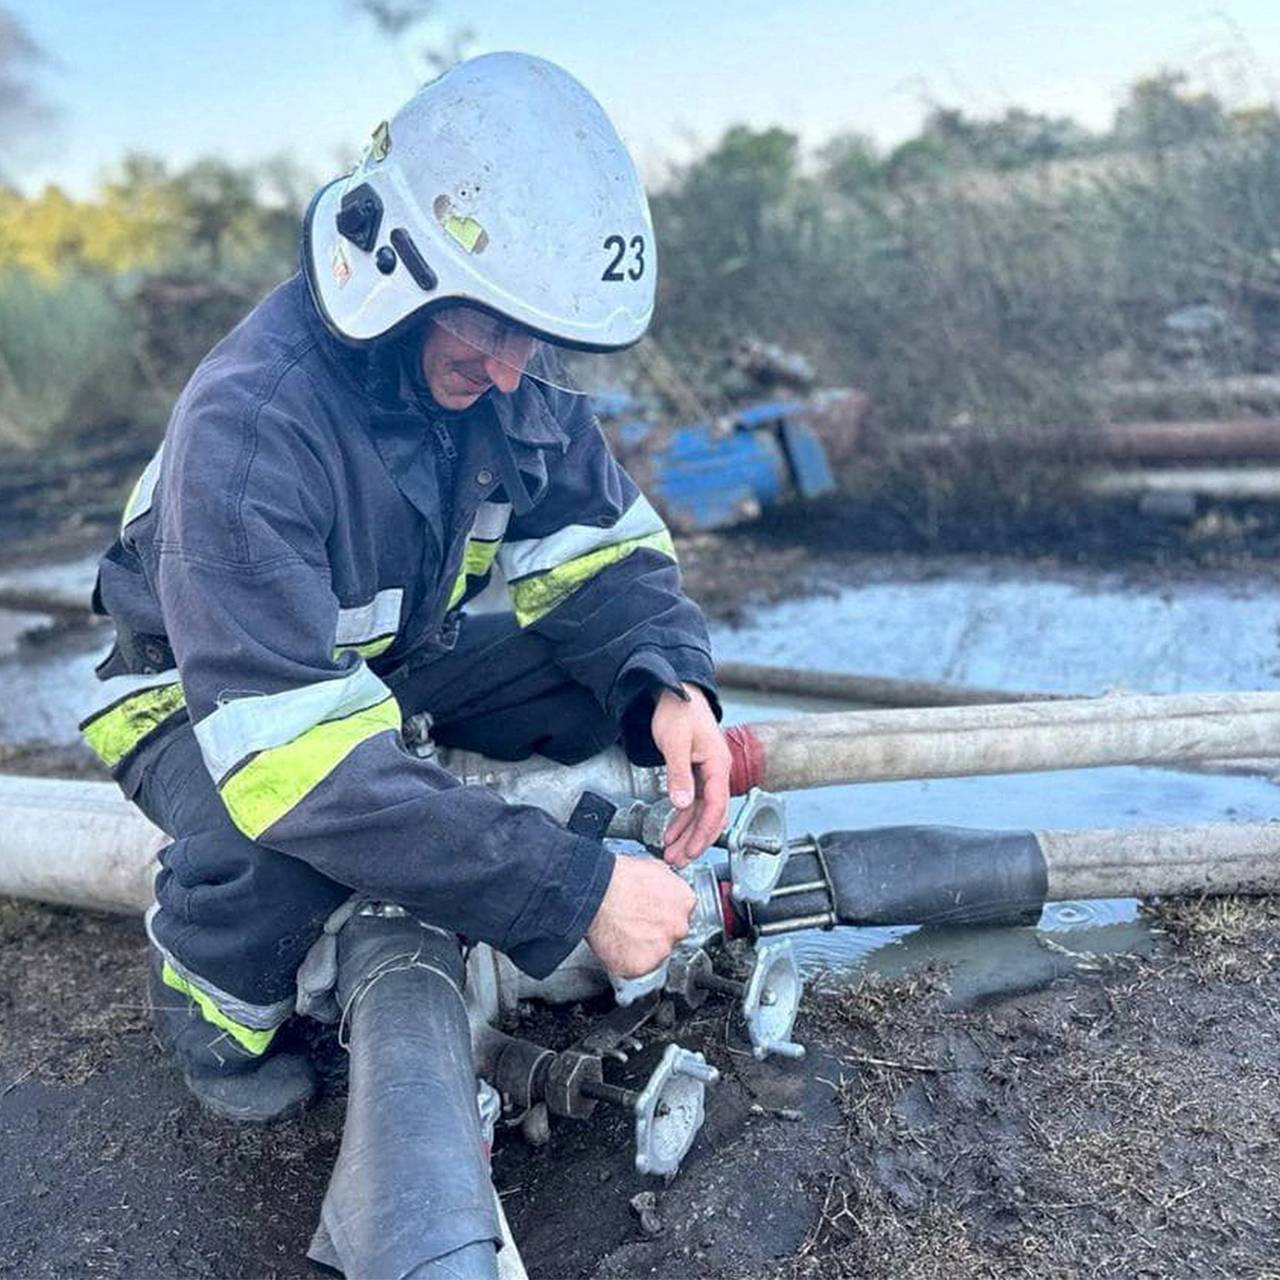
[420,317,528,410]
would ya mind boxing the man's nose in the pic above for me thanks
[484,355,523,394]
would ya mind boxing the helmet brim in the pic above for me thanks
[303,174,653,355]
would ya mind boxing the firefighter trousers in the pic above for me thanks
[123,611,630,1043]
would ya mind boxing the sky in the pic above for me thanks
[5,0,1280,197]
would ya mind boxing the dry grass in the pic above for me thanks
[1144,893,1280,980]
[766,903,1280,1280]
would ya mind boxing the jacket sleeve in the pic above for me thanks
[497,390,720,750]
[155,369,613,978]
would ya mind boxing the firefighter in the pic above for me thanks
[82,47,728,1153]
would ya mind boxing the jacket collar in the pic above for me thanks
[294,272,569,520]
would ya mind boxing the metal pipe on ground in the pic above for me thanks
[890,419,1280,464]
[714,659,1066,708]
[1086,419,1280,462]
[1082,467,1280,501]
[1102,375,1280,415]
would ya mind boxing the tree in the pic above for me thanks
[883,106,1094,183]
[694,125,800,202]
[1230,105,1280,141]
[1113,71,1226,152]
[665,125,801,270]
[648,125,808,375]
[349,0,473,80]
[92,154,187,270]
[817,132,884,198]
[0,159,186,279]
[885,131,957,186]
[170,160,260,269]
[974,108,1094,170]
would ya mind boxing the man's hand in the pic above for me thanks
[651,683,731,869]
[585,854,695,978]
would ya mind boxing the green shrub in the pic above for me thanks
[0,272,151,448]
[651,125,1280,439]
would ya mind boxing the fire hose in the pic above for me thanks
[6,691,1280,1274]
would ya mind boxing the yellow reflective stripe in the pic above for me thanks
[499,495,666,581]
[447,539,502,609]
[334,588,403,654]
[81,682,187,768]
[161,962,278,1056]
[334,635,396,660]
[509,530,676,626]
[121,472,146,528]
[219,695,401,839]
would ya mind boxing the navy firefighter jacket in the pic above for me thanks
[83,272,718,977]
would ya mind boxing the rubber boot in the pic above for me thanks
[147,950,316,1123]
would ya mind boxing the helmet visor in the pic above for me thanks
[429,304,590,395]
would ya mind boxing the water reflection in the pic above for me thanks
[1041,898,1138,930]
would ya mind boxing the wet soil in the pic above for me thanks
[5,895,1280,1278]
[6,436,1280,1276]
[0,422,156,570]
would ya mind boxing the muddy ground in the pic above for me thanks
[6,894,1280,1278]
[6,435,1280,1277]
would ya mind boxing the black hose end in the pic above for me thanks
[751,826,1048,931]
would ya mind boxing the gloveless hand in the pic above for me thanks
[650,683,732,868]
[585,854,695,978]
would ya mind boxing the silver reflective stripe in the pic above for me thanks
[334,587,404,648]
[121,443,166,531]
[145,905,294,1029]
[498,494,667,582]
[80,667,180,724]
[194,663,393,784]
[471,500,512,542]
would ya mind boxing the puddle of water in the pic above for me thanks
[2,557,1276,999]
[1041,899,1136,930]
[720,690,1277,985]
[0,554,107,744]
[712,566,1280,695]
[0,554,98,612]
[858,915,1164,1009]
[0,626,105,744]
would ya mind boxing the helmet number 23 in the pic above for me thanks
[602,234,645,282]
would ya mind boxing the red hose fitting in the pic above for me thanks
[717,878,745,938]
[724,724,765,796]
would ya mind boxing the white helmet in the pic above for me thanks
[304,52,656,354]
